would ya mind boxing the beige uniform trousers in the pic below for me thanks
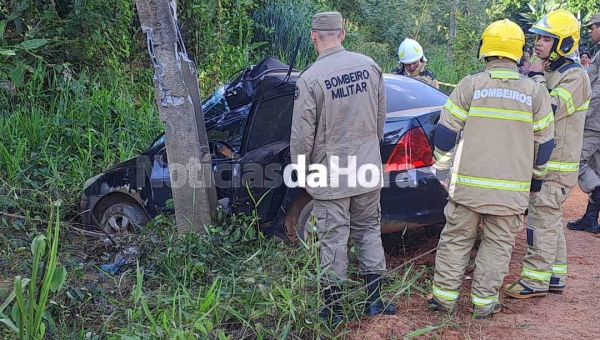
[432,201,524,314]
[520,182,571,290]
[311,189,386,283]
[578,129,600,194]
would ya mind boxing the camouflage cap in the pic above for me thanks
[584,13,600,28]
[312,12,343,31]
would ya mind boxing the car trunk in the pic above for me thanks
[380,107,441,174]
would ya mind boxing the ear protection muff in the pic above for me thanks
[559,36,575,54]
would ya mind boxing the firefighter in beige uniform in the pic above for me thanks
[426,19,555,319]
[567,13,600,234]
[290,12,396,325]
[504,10,591,298]
[391,38,439,88]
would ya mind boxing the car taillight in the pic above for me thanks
[384,126,434,173]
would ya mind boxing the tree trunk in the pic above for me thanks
[447,0,459,59]
[135,0,217,234]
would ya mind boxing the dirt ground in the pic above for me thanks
[347,186,600,339]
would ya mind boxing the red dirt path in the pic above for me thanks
[347,186,600,339]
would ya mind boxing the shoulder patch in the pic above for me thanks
[294,85,299,100]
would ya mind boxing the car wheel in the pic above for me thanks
[297,200,318,245]
[100,203,149,236]
[296,200,357,262]
[425,223,445,237]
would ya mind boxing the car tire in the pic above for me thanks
[297,200,317,244]
[425,223,445,237]
[100,203,149,236]
[296,200,357,263]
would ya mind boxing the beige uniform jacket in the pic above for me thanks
[433,59,555,215]
[391,61,439,88]
[586,47,600,132]
[530,60,591,188]
[290,45,386,200]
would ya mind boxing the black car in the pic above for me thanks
[80,57,449,242]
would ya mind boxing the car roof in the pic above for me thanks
[261,72,448,112]
[383,74,448,113]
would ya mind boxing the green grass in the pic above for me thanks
[0,62,163,220]
[0,17,479,338]
[0,206,430,339]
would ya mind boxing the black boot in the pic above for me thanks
[319,285,344,326]
[364,274,397,316]
[567,188,600,231]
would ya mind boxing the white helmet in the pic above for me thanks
[397,38,425,64]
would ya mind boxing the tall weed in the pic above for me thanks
[0,200,67,340]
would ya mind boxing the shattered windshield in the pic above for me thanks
[202,86,229,124]
[202,86,251,150]
[206,102,251,150]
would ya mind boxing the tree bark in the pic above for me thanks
[447,0,459,59]
[135,0,217,234]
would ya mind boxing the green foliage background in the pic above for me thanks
[0,1,599,338]
[1,0,599,219]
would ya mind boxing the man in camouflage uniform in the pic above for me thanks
[504,10,591,298]
[290,11,396,326]
[391,38,439,88]
[567,13,600,234]
[427,19,555,319]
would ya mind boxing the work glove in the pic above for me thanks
[530,178,543,193]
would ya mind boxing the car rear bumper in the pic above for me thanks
[380,166,447,233]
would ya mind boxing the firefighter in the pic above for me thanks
[290,11,396,325]
[391,38,439,88]
[504,10,591,298]
[567,12,600,234]
[426,19,555,319]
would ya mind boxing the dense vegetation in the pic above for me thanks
[1,0,599,338]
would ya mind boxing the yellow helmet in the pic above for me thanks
[478,19,525,62]
[529,9,580,59]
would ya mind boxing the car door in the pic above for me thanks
[231,92,295,221]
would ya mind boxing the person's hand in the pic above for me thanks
[529,61,546,73]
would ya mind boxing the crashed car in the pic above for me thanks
[80,56,449,241]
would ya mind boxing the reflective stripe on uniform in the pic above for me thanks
[434,149,453,163]
[452,173,530,192]
[550,87,575,115]
[576,100,590,112]
[533,112,554,131]
[552,264,567,275]
[533,167,548,177]
[521,267,552,282]
[489,70,520,79]
[547,161,579,172]
[471,293,499,306]
[432,284,459,301]
[444,99,468,121]
[468,107,533,123]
